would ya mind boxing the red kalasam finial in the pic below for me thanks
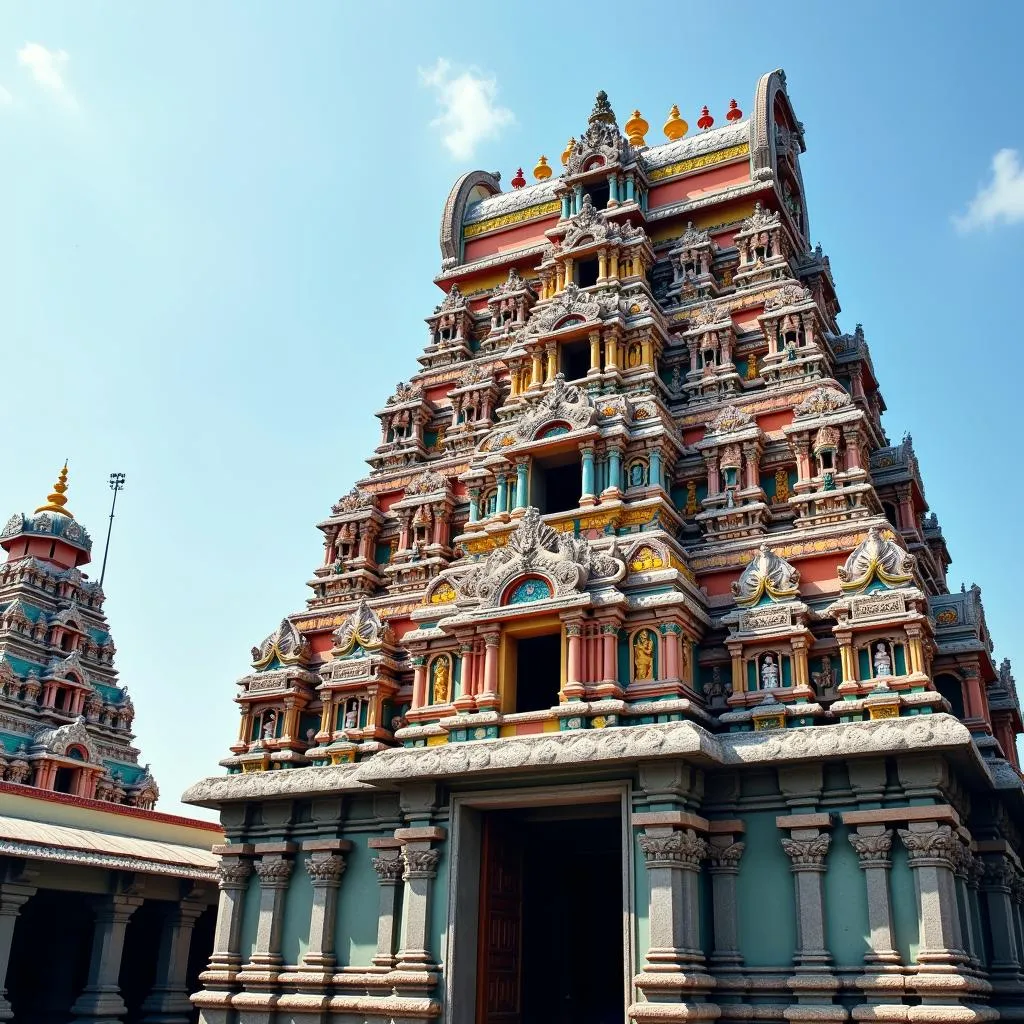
[511,167,526,189]
[726,99,742,121]
[697,105,714,131]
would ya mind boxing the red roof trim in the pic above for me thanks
[0,780,222,832]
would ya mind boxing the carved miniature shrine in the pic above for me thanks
[186,72,1024,1024]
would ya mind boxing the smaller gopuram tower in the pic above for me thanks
[0,466,158,805]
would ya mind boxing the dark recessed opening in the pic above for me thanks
[934,675,966,719]
[584,181,610,210]
[561,340,591,382]
[515,633,562,712]
[532,453,581,515]
[575,257,599,288]
[54,767,76,794]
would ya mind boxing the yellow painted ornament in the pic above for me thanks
[533,155,552,181]
[561,137,576,167]
[624,109,649,147]
[35,463,73,518]
[663,104,688,141]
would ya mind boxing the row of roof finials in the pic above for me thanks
[510,99,746,189]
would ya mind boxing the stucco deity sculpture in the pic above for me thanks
[761,654,780,689]
[633,631,655,681]
[432,657,451,704]
[873,643,892,678]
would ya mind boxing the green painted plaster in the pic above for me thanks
[824,823,870,966]
[735,811,796,967]
[335,835,386,967]
[889,844,920,963]
[429,843,449,967]
[280,853,313,964]
[239,874,263,961]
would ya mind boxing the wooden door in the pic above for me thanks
[476,814,523,1024]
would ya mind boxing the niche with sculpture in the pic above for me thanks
[430,654,453,705]
[631,628,658,682]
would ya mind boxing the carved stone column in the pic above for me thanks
[299,842,351,973]
[979,852,1023,983]
[707,830,745,972]
[950,840,981,968]
[0,874,36,1022]
[396,827,446,970]
[203,851,253,982]
[898,824,969,970]
[848,827,900,965]
[70,889,144,1024]
[241,849,295,977]
[140,891,208,1024]
[636,825,707,972]
[368,839,404,970]
[780,828,832,971]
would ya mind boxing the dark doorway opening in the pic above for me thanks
[560,340,591,382]
[584,181,610,211]
[532,454,581,516]
[54,766,76,794]
[515,633,562,712]
[935,674,966,719]
[575,257,599,289]
[477,808,624,1024]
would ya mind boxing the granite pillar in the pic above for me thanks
[140,893,208,1024]
[0,878,35,1022]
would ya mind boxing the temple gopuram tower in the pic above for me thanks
[0,466,158,805]
[186,71,1024,1024]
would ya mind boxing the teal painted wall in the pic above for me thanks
[430,842,449,968]
[633,833,650,970]
[335,834,386,967]
[889,844,920,963]
[824,823,870,966]
[735,811,796,966]
[280,852,313,965]
[239,874,262,961]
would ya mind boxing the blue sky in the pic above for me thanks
[2,2,1022,816]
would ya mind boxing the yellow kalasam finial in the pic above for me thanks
[35,462,73,518]
[561,137,575,167]
[625,109,649,147]
[664,104,688,141]
[533,155,552,181]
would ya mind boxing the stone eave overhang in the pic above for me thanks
[434,242,549,287]
[183,714,995,809]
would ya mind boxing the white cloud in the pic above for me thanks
[17,42,76,108]
[954,149,1024,232]
[419,58,514,161]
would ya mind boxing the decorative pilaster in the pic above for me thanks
[395,827,446,970]
[0,874,36,1023]
[847,827,900,965]
[368,839,405,970]
[240,850,295,977]
[300,842,351,973]
[979,853,1023,983]
[897,824,968,969]
[70,888,145,1024]
[140,890,208,1024]
[779,829,832,971]
[203,852,253,983]
[950,841,981,968]
[707,832,745,973]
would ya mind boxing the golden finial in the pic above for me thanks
[35,462,73,518]
[624,109,649,147]
[561,137,576,167]
[663,104,688,141]
[533,155,552,181]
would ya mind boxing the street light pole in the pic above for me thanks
[99,473,126,590]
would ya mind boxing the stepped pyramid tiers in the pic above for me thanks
[186,71,1024,1024]
[0,467,158,806]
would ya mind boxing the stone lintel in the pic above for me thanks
[775,813,831,830]
[708,818,745,835]
[301,839,354,853]
[251,841,298,855]
[395,826,447,843]
[975,839,1013,854]
[632,811,710,832]
[367,837,404,850]
[841,804,960,828]
[211,843,254,857]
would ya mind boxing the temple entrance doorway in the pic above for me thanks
[475,805,625,1024]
